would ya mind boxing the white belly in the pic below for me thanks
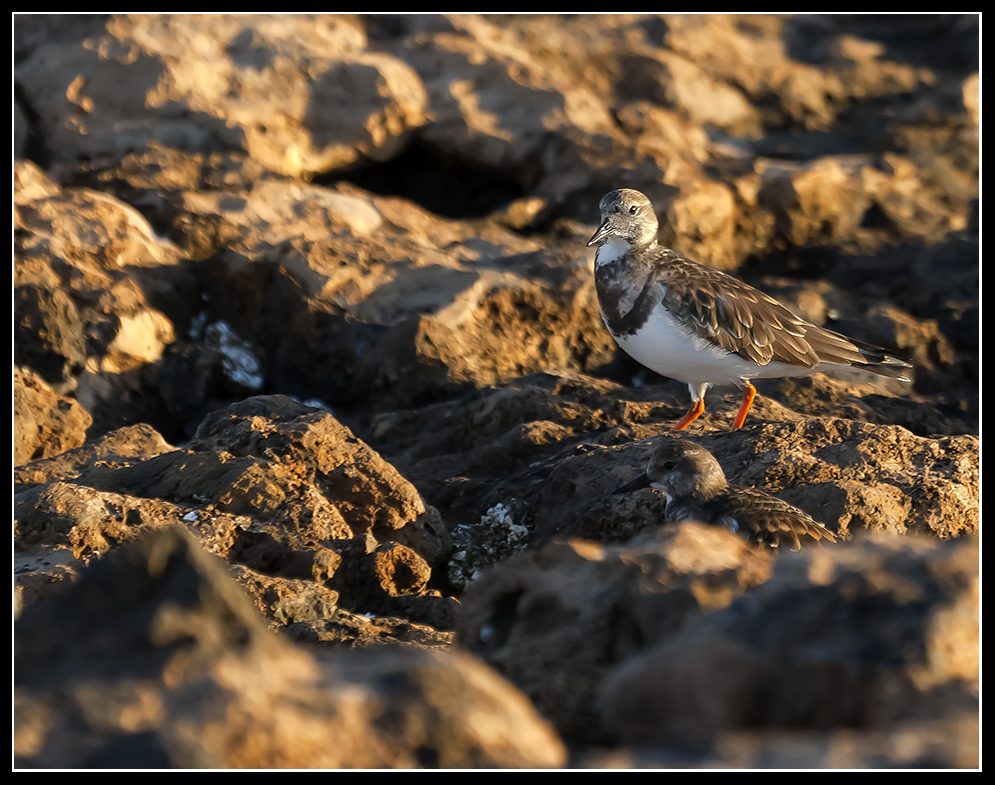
[606,302,761,388]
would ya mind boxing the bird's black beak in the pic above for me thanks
[587,218,611,247]
[612,472,652,495]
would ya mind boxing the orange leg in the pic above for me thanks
[732,381,757,429]
[672,397,705,431]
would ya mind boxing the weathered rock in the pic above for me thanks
[617,47,763,139]
[15,15,426,178]
[14,284,87,392]
[14,527,566,768]
[12,14,980,766]
[13,158,61,206]
[14,422,174,493]
[13,479,244,620]
[599,533,978,748]
[367,374,976,580]
[457,525,774,743]
[229,563,341,628]
[14,397,451,634]
[173,185,617,411]
[15,166,181,273]
[14,367,93,466]
[394,15,620,179]
[15,15,977,426]
[368,371,705,528]
[582,711,979,768]
[542,420,979,543]
[15,158,196,439]
[283,607,455,650]
[183,396,448,562]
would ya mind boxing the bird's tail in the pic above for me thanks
[849,338,913,383]
[805,326,913,383]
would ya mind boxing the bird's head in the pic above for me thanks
[587,189,659,250]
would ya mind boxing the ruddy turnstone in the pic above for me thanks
[588,188,912,430]
[613,438,837,550]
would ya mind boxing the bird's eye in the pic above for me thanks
[628,204,638,215]
[661,460,677,470]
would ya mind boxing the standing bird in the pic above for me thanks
[588,188,911,430]
[612,438,837,550]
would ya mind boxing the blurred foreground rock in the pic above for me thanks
[600,534,978,748]
[458,529,977,767]
[457,525,774,743]
[14,527,566,768]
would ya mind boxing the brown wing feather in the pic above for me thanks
[648,247,911,378]
[712,486,837,551]
[657,255,824,368]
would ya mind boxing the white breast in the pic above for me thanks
[606,294,760,388]
[594,237,631,268]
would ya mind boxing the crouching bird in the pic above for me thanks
[613,438,837,550]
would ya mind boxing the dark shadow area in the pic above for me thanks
[319,142,527,219]
[14,83,50,169]
[784,14,979,72]
[13,14,111,63]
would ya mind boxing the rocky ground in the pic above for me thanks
[14,14,978,769]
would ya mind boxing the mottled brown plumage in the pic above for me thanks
[589,188,911,430]
[613,438,837,551]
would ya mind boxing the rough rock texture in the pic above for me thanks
[14,421,175,494]
[15,159,193,438]
[14,366,93,466]
[14,396,451,634]
[454,529,977,764]
[14,528,565,768]
[457,526,774,742]
[16,15,425,178]
[600,534,978,752]
[368,373,976,582]
[15,15,978,428]
[530,418,978,543]
[14,14,978,768]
